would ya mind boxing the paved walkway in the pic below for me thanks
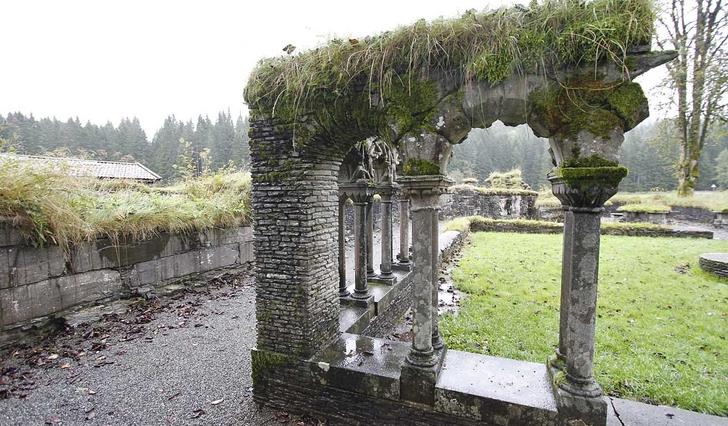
[0,275,301,425]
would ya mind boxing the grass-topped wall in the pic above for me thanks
[0,161,252,249]
[244,0,656,146]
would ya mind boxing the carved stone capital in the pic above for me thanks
[376,182,398,202]
[397,175,452,210]
[548,167,627,210]
[340,179,374,204]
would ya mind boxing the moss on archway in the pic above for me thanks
[244,0,655,146]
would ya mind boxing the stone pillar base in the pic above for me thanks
[340,293,374,308]
[392,261,412,272]
[369,275,397,285]
[400,347,447,406]
[548,357,607,426]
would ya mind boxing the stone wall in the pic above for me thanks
[0,223,253,335]
[439,187,537,220]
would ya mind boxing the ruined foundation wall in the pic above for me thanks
[0,223,253,334]
[439,189,538,220]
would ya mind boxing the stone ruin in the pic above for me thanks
[244,3,676,424]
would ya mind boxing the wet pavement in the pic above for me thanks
[0,274,319,426]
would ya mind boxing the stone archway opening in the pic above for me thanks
[244,1,676,424]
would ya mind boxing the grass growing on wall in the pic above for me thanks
[610,191,728,212]
[245,0,655,125]
[441,232,728,415]
[0,161,251,248]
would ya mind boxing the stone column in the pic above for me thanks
[366,200,376,278]
[547,167,626,426]
[378,185,396,282]
[338,195,349,297]
[431,207,444,350]
[397,196,411,269]
[340,181,374,304]
[398,175,451,405]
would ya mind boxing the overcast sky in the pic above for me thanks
[2,0,666,137]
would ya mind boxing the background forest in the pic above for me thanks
[1,112,727,190]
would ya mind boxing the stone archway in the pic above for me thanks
[245,1,675,424]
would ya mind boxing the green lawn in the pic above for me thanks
[440,232,728,415]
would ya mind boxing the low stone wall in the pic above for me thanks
[0,224,253,337]
[439,188,537,220]
[467,218,713,239]
[605,204,716,223]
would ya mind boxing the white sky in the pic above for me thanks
[2,0,666,137]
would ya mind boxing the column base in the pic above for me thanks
[401,346,447,405]
[392,261,412,272]
[338,287,351,298]
[369,274,397,285]
[341,293,373,308]
[548,364,607,426]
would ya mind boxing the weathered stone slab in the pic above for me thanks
[435,350,559,424]
[70,228,252,274]
[132,244,240,287]
[239,240,254,264]
[0,223,24,248]
[699,253,728,278]
[0,269,122,326]
[312,333,408,401]
[0,245,66,289]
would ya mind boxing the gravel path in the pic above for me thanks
[0,274,315,426]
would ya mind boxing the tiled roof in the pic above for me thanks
[0,153,162,182]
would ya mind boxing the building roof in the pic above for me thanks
[0,153,162,182]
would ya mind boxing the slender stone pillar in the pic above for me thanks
[398,175,451,405]
[338,196,349,297]
[547,168,625,426]
[397,196,411,267]
[366,201,376,278]
[561,207,603,394]
[378,185,396,281]
[431,207,444,350]
[340,181,374,302]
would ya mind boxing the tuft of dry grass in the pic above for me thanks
[0,160,251,249]
[244,0,655,122]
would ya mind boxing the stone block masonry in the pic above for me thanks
[0,223,253,339]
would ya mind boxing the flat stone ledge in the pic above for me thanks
[699,253,728,278]
[437,350,558,412]
[312,333,409,401]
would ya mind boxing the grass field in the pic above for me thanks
[440,232,728,415]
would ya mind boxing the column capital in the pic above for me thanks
[548,167,627,210]
[376,182,399,202]
[340,179,374,204]
[397,175,452,209]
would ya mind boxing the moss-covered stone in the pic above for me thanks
[402,159,440,176]
[251,349,291,384]
[556,166,628,187]
[606,82,648,129]
[529,78,643,140]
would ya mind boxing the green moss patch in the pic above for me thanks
[245,0,655,143]
[402,158,440,176]
[556,166,629,187]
